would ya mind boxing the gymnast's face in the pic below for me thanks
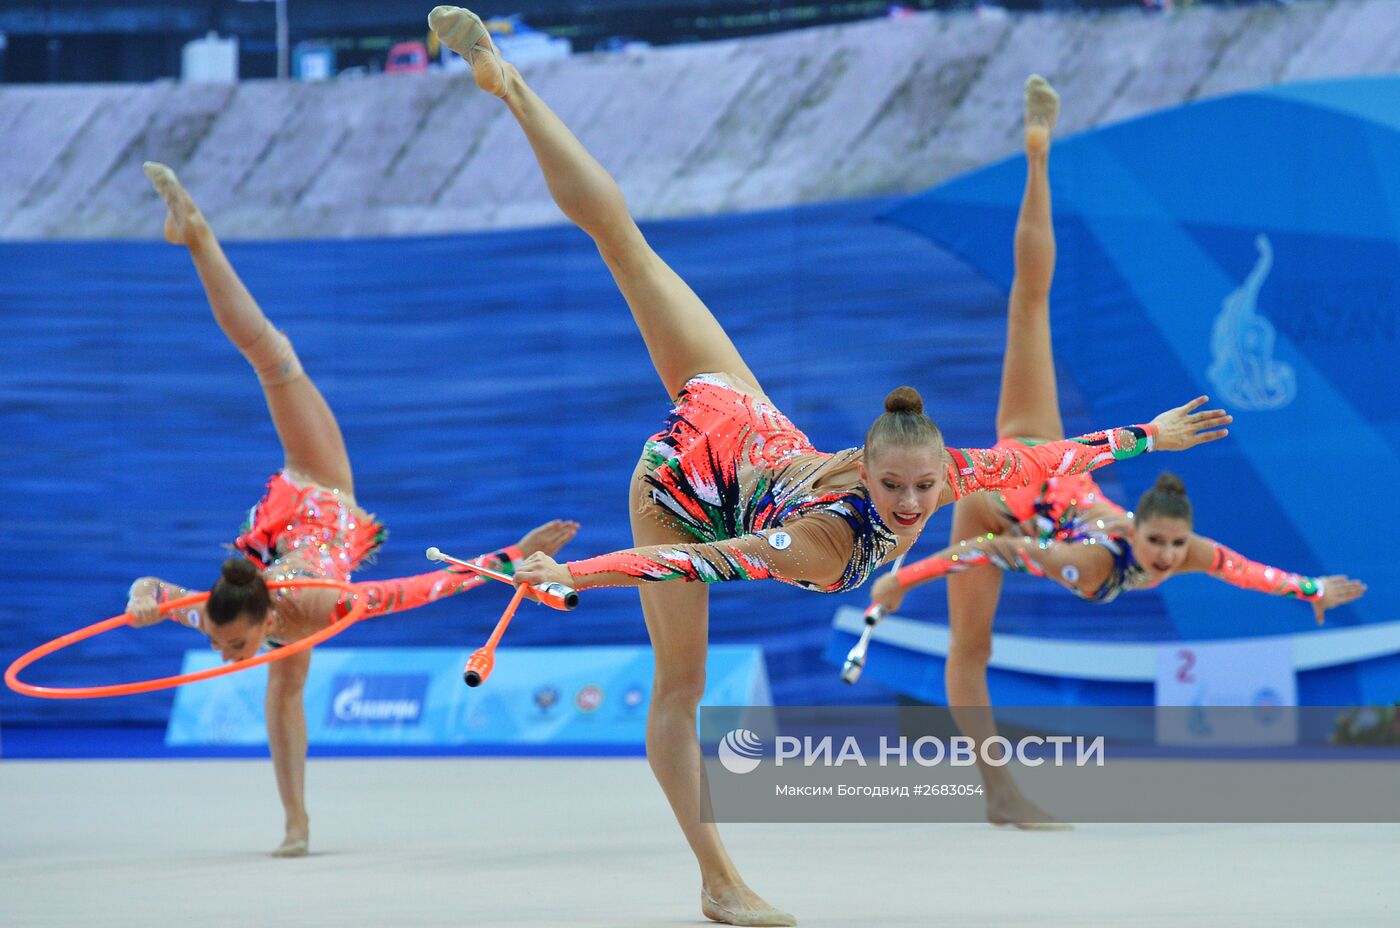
[1133,516,1192,577]
[208,612,270,663]
[861,444,945,538]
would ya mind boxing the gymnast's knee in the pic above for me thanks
[242,324,305,387]
[650,673,706,712]
[948,633,993,670]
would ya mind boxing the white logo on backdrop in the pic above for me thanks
[1207,234,1296,410]
[332,679,422,723]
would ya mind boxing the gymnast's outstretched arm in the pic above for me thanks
[869,532,1109,614]
[128,519,579,629]
[937,396,1230,505]
[1178,535,1366,625]
[517,513,855,592]
[342,548,512,620]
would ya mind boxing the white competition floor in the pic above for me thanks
[2,758,1396,927]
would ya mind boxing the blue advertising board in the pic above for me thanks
[167,644,770,746]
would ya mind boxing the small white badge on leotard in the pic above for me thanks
[767,531,793,551]
[1061,564,1080,585]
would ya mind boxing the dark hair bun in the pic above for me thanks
[1153,475,1187,498]
[884,386,924,415]
[1153,472,1187,496]
[220,557,260,586]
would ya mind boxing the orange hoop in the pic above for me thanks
[4,579,368,700]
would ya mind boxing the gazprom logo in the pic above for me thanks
[326,674,428,726]
[718,729,765,774]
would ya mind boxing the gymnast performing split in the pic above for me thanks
[426,9,1232,924]
[124,163,579,857]
[867,77,1367,827]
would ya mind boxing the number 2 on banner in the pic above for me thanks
[1176,649,1196,684]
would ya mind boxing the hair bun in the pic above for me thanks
[884,386,924,415]
[1153,471,1187,496]
[220,557,260,586]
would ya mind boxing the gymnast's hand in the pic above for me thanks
[515,518,581,558]
[1149,396,1232,451]
[870,571,907,614]
[125,579,163,627]
[1313,575,1367,625]
[513,553,574,599]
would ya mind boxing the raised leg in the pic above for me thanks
[949,78,1070,830]
[429,7,762,400]
[265,647,312,856]
[995,76,1065,444]
[144,162,354,493]
[627,467,794,926]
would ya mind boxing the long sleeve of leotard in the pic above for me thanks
[339,546,523,620]
[895,535,1051,588]
[1205,542,1322,601]
[566,515,855,590]
[943,424,1159,499]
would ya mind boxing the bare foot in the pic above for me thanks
[515,519,580,559]
[701,883,796,927]
[271,834,309,858]
[142,161,209,247]
[986,789,1073,831]
[272,836,308,857]
[429,6,512,98]
[271,814,309,857]
[1024,74,1060,156]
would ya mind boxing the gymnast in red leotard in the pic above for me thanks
[869,76,1366,829]
[424,9,1233,923]
[122,163,578,857]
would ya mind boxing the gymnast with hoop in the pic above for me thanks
[425,9,1232,923]
[120,163,579,857]
[866,77,1366,827]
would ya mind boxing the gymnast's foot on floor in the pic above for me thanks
[986,787,1072,832]
[702,881,797,927]
[143,161,209,248]
[272,815,310,858]
[1024,74,1060,156]
[429,6,514,99]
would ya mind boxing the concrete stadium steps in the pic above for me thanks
[3,0,1399,240]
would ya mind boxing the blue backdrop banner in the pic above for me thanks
[166,644,770,746]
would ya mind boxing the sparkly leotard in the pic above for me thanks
[994,464,1150,603]
[234,471,386,582]
[226,471,384,642]
[633,374,896,593]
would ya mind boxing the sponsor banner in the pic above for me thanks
[699,706,1400,824]
[167,644,768,746]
